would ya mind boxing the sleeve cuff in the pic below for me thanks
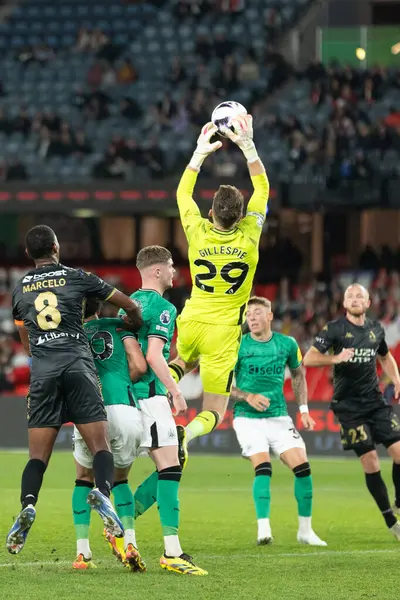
[104,288,117,302]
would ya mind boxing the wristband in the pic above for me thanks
[240,142,259,163]
[299,405,309,414]
[188,151,206,171]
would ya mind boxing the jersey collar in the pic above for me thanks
[210,227,238,235]
[139,288,162,297]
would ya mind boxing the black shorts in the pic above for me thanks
[337,405,400,457]
[27,358,106,429]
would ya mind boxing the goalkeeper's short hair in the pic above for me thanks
[212,185,244,230]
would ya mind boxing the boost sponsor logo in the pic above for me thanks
[22,269,67,283]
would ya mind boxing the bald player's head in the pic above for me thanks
[343,283,370,317]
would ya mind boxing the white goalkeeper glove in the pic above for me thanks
[188,122,222,171]
[221,114,259,163]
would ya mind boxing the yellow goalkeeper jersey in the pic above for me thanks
[177,168,270,326]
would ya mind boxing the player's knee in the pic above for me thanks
[358,449,379,472]
[293,462,311,478]
[75,463,94,481]
[255,462,272,477]
[158,465,182,482]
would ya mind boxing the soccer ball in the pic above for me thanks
[211,101,247,137]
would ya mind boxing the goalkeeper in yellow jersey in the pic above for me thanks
[169,114,270,454]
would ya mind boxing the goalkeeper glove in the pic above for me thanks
[188,122,222,171]
[221,114,259,163]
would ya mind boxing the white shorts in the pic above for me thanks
[233,415,305,458]
[139,395,178,449]
[73,404,143,469]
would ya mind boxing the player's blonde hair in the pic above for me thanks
[212,185,244,230]
[136,245,172,270]
[248,296,272,310]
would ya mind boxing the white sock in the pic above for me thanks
[298,516,312,536]
[124,529,137,549]
[77,538,91,559]
[164,534,183,557]
[257,518,271,540]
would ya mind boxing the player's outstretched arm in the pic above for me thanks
[222,114,269,223]
[303,346,354,367]
[108,290,143,332]
[123,337,147,382]
[177,123,222,237]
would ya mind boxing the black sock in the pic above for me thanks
[93,450,114,497]
[365,471,397,528]
[20,459,47,508]
[392,463,400,508]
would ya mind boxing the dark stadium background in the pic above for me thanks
[0,0,399,456]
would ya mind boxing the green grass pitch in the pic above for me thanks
[1,452,399,600]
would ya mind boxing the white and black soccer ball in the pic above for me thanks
[211,101,247,137]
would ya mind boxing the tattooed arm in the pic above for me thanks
[230,387,270,412]
[289,366,315,430]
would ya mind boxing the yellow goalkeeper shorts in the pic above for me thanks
[176,317,242,396]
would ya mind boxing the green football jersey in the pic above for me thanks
[233,332,302,419]
[84,317,137,407]
[120,289,176,400]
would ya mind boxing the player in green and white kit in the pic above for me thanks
[232,297,327,547]
[121,245,207,576]
[72,297,148,571]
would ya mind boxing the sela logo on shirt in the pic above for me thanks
[160,310,171,325]
[23,269,67,283]
[249,363,284,376]
[37,332,80,345]
[315,336,326,345]
[348,348,377,364]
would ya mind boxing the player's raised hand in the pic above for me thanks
[247,393,270,412]
[333,348,355,364]
[221,114,253,147]
[188,122,223,171]
[171,389,187,416]
[301,412,316,430]
[196,122,223,155]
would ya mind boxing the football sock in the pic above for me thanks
[293,462,313,518]
[392,462,400,508]
[185,410,219,443]
[365,471,397,528]
[134,471,158,518]
[169,363,184,384]
[113,480,135,531]
[253,462,272,520]
[72,479,93,556]
[21,458,47,508]
[93,450,114,497]
[157,465,183,556]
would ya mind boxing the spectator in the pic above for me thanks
[169,57,187,85]
[12,108,31,137]
[238,51,260,83]
[120,98,142,121]
[0,108,12,135]
[117,58,138,84]
[74,130,93,155]
[6,159,29,181]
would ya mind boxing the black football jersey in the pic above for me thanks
[313,316,389,415]
[12,263,115,376]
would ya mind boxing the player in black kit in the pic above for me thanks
[6,225,143,555]
[304,284,400,540]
